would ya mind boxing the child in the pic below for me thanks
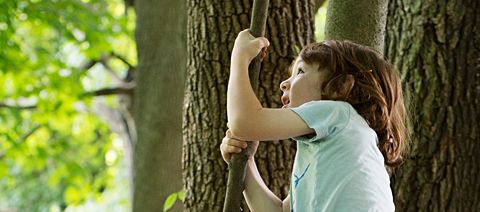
[221,29,408,211]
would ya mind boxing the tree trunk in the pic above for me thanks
[183,0,315,211]
[385,0,480,211]
[325,0,388,53]
[314,0,326,13]
[132,0,186,211]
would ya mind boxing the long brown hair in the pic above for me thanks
[299,40,410,168]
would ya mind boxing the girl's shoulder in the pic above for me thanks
[300,100,352,109]
[291,100,353,142]
[294,100,353,118]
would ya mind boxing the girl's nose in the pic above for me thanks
[280,79,290,92]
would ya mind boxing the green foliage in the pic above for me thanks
[0,0,136,211]
[163,190,185,212]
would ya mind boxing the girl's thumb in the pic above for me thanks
[254,37,270,48]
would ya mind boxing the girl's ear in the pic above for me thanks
[322,74,355,100]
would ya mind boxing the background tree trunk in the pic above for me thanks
[133,0,186,211]
[183,0,315,211]
[325,0,388,53]
[385,0,480,211]
[314,0,326,13]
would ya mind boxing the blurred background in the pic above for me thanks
[0,0,136,211]
[2,0,479,211]
[0,0,327,211]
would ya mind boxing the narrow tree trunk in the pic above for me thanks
[385,0,480,211]
[223,1,269,211]
[325,0,387,53]
[133,0,186,211]
[183,0,315,211]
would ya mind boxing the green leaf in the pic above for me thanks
[163,193,178,212]
[177,190,185,201]
[294,45,300,54]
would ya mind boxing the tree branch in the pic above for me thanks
[16,125,42,143]
[0,102,37,110]
[84,85,135,96]
[100,60,124,83]
[110,52,135,70]
[224,0,269,211]
[81,52,136,82]
[80,58,100,71]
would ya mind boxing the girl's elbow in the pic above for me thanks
[228,123,248,140]
[228,121,256,141]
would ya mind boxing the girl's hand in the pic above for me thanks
[231,29,270,65]
[220,129,259,163]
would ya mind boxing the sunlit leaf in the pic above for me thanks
[163,193,178,212]
[177,190,185,201]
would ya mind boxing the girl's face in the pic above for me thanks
[280,58,328,108]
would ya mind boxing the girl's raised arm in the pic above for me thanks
[227,30,313,141]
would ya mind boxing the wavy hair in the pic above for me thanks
[299,40,410,168]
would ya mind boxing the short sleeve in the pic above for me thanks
[290,100,351,142]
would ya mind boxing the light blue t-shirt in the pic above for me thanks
[289,100,394,212]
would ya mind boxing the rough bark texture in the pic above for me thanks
[133,0,186,211]
[385,0,480,211]
[183,0,315,211]
[325,0,388,53]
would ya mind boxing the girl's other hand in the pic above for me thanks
[220,129,259,164]
[231,29,270,64]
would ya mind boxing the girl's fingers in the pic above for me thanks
[222,136,247,148]
[254,37,270,49]
[237,29,269,51]
[239,29,251,36]
[220,143,230,162]
[220,143,242,163]
[220,130,251,163]
[221,143,243,154]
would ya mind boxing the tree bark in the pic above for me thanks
[325,0,388,53]
[183,0,315,211]
[385,0,480,211]
[133,0,186,211]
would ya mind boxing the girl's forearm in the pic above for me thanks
[243,159,283,212]
[227,60,263,138]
